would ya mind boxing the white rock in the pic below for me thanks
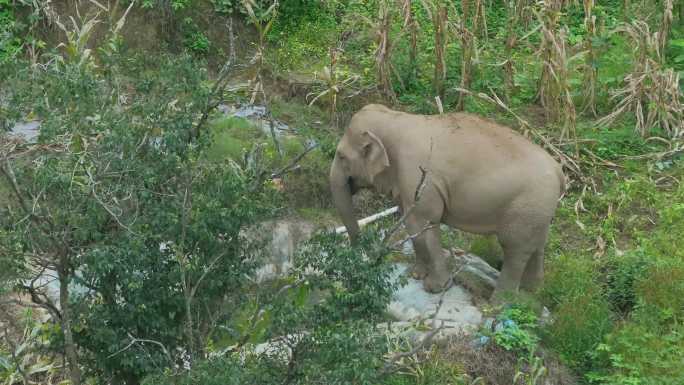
[384,263,483,341]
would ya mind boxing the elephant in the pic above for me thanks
[329,104,565,297]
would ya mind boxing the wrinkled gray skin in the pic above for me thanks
[330,104,564,297]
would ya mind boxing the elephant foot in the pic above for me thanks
[409,263,429,280]
[423,271,452,293]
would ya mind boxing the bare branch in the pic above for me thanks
[107,333,173,364]
[390,223,439,250]
[270,143,319,179]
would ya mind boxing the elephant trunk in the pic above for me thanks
[330,157,360,242]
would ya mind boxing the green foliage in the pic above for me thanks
[1,50,280,383]
[182,18,211,54]
[141,0,192,11]
[2,1,683,384]
[266,2,338,70]
[468,235,503,268]
[490,304,540,354]
[589,323,684,385]
[542,254,601,306]
[144,226,403,385]
[543,293,613,373]
[600,252,651,315]
[293,229,401,324]
[0,309,55,385]
[280,148,332,208]
[0,0,22,64]
[634,258,684,327]
[206,116,265,160]
[541,255,613,371]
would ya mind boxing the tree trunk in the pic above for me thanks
[456,0,473,111]
[58,261,81,385]
[433,5,448,101]
[228,14,237,64]
[503,0,524,102]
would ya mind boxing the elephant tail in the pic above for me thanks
[557,166,566,199]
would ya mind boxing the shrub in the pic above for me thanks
[293,229,401,324]
[600,251,651,315]
[206,116,266,160]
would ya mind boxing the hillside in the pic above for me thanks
[1,1,683,384]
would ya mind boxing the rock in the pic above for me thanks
[243,218,316,282]
[540,306,553,326]
[217,103,293,138]
[452,252,500,300]
[8,120,41,143]
[382,263,483,345]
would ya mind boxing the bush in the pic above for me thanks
[144,225,404,385]
[600,251,651,315]
[292,229,402,324]
[2,51,279,383]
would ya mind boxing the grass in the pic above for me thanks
[205,116,265,161]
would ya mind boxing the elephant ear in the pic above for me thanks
[362,131,390,183]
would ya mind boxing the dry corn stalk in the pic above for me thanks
[502,0,529,101]
[420,0,450,101]
[456,0,475,111]
[472,0,488,40]
[375,0,396,101]
[242,0,279,104]
[658,0,674,61]
[597,20,684,138]
[581,0,598,116]
[399,0,419,82]
[537,0,561,115]
[307,46,359,128]
[434,4,448,100]
[536,1,578,150]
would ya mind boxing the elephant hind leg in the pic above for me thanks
[520,232,549,292]
[519,248,545,292]
[494,221,549,297]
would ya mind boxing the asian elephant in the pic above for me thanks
[330,104,565,297]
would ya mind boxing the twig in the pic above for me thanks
[270,143,318,179]
[382,278,457,373]
[222,279,304,355]
[107,333,173,364]
[389,223,439,249]
[382,165,431,246]
[190,60,236,140]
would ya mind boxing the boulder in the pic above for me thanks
[245,218,317,282]
[382,263,483,345]
[451,252,500,300]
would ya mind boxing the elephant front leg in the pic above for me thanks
[406,217,450,293]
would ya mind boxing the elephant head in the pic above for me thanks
[329,128,390,241]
